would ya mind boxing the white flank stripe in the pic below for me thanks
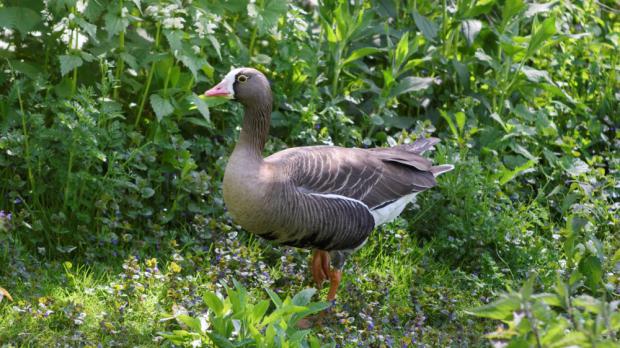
[309,192,419,228]
[370,192,419,227]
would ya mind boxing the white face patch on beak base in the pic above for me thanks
[204,68,244,98]
[221,68,243,98]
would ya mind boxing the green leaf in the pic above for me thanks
[499,159,535,185]
[288,329,311,343]
[265,288,283,308]
[464,0,496,17]
[322,18,338,43]
[412,11,437,41]
[578,256,602,291]
[253,0,288,34]
[501,0,525,29]
[572,295,602,314]
[203,291,224,316]
[467,293,520,320]
[179,54,207,79]
[489,112,507,131]
[521,65,554,84]
[176,314,203,333]
[207,35,222,61]
[149,94,174,122]
[342,47,382,66]
[207,332,236,348]
[461,20,482,45]
[75,17,97,41]
[164,30,184,53]
[140,187,155,198]
[395,32,409,67]
[104,10,128,38]
[251,300,270,322]
[291,288,316,306]
[59,55,84,76]
[440,111,458,139]
[533,293,561,307]
[526,17,556,58]
[455,111,466,133]
[391,76,437,97]
[9,60,44,79]
[121,53,138,70]
[191,94,210,123]
[0,7,41,35]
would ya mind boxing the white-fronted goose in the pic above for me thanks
[204,67,453,301]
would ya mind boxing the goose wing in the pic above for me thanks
[267,138,443,209]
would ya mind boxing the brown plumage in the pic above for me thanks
[204,67,453,302]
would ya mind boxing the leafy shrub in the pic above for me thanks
[469,214,620,347]
[160,280,330,348]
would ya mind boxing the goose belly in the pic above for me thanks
[370,192,419,227]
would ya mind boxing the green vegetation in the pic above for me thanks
[0,0,618,346]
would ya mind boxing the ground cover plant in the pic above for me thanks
[0,0,618,346]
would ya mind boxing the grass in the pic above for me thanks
[0,226,496,346]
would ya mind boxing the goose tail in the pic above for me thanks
[430,164,454,177]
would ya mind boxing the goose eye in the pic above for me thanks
[237,74,248,83]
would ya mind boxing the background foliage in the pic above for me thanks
[0,0,618,346]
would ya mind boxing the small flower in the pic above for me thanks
[169,262,182,273]
[163,17,185,30]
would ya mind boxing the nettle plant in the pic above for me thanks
[0,0,292,251]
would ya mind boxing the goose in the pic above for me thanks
[204,67,453,302]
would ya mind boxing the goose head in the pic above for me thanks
[204,67,272,107]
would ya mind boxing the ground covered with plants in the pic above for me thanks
[0,0,618,347]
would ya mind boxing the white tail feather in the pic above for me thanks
[431,164,454,177]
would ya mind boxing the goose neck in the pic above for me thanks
[235,102,271,160]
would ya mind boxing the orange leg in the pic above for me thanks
[0,287,12,302]
[310,250,330,289]
[310,250,343,301]
[326,269,342,301]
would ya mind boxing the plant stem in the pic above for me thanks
[113,0,125,100]
[249,26,258,55]
[248,0,262,55]
[163,59,173,97]
[135,22,161,127]
[331,45,343,95]
[71,6,79,95]
[14,73,35,193]
[63,140,76,213]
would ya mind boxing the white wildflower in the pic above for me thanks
[145,5,160,17]
[163,17,185,30]
[76,0,87,13]
[585,239,597,254]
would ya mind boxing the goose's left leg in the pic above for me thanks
[309,250,345,301]
[326,251,346,301]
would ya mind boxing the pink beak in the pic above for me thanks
[204,82,231,97]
